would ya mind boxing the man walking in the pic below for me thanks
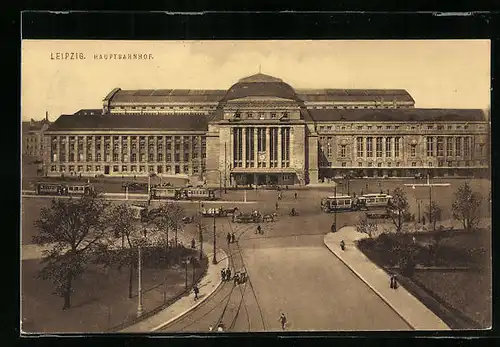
[193,284,199,300]
[294,192,297,200]
[279,313,287,330]
[231,232,236,243]
[226,232,231,244]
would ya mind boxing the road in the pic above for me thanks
[160,212,411,332]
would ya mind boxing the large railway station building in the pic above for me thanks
[42,73,490,186]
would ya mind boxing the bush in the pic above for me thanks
[398,254,417,277]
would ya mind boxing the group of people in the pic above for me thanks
[221,267,247,285]
[255,224,264,235]
[226,232,236,244]
[390,274,399,289]
[221,267,232,282]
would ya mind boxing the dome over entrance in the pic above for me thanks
[222,73,301,102]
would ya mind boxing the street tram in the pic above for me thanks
[357,193,392,209]
[149,187,217,201]
[321,195,368,213]
[35,182,94,196]
[150,187,180,200]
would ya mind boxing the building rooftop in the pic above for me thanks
[47,113,208,132]
[296,89,414,103]
[107,88,226,104]
[308,108,486,122]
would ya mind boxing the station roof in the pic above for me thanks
[296,89,414,103]
[47,113,208,132]
[107,88,226,103]
[309,108,486,122]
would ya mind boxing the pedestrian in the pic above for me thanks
[276,201,279,210]
[233,272,240,285]
[191,238,196,249]
[257,224,262,235]
[422,216,426,225]
[365,183,368,190]
[193,285,199,300]
[226,232,231,244]
[279,313,287,330]
[393,275,398,289]
[340,240,345,251]
[226,268,231,281]
[390,274,394,289]
[221,268,226,282]
[294,192,297,200]
[231,232,236,243]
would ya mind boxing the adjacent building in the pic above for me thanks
[22,113,51,159]
[42,73,489,185]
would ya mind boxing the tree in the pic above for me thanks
[33,193,109,310]
[106,203,141,299]
[452,182,483,232]
[388,187,409,233]
[425,201,442,232]
[356,215,379,238]
[167,203,185,247]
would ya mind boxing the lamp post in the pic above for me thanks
[224,142,228,194]
[332,183,337,233]
[137,244,143,317]
[417,199,421,223]
[212,215,217,264]
[219,171,223,198]
[198,222,203,260]
[184,257,188,290]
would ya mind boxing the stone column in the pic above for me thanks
[101,136,105,168]
[56,136,60,163]
[382,137,386,159]
[242,128,247,168]
[278,127,282,168]
[266,127,271,167]
[289,127,294,166]
[254,127,258,168]
[83,136,87,166]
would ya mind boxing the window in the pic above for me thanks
[411,145,416,157]
[140,154,146,162]
[428,162,433,167]
[96,153,101,162]
[157,165,163,173]
[357,137,363,157]
[412,162,416,167]
[77,165,83,172]
[122,166,128,172]
[377,163,382,167]
[427,125,434,130]
[376,137,382,158]
[131,153,137,162]
[426,137,434,156]
[386,126,392,130]
[437,125,444,130]
[158,153,163,162]
[385,137,392,157]
[368,162,373,167]
[396,162,400,167]
[60,165,66,172]
[95,165,100,171]
[86,165,92,172]
[341,162,347,167]
[367,126,372,130]
[113,165,119,172]
[148,153,154,162]
[455,137,462,156]
[131,165,137,172]
[358,162,363,167]
[366,137,373,157]
[387,162,391,167]
[446,137,453,156]
[377,126,382,130]
[139,166,145,172]
[69,165,75,172]
[175,153,180,162]
[357,126,363,130]
[448,125,453,130]
[437,137,444,156]
[113,153,119,162]
[464,137,470,157]
[340,145,347,158]
[184,153,189,161]
[183,165,189,173]
[193,166,199,174]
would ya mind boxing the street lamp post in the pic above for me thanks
[219,171,223,198]
[184,257,188,290]
[212,215,217,264]
[417,199,421,223]
[224,142,228,194]
[198,222,203,260]
[137,244,143,317]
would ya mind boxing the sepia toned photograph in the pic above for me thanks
[21,40,491,333]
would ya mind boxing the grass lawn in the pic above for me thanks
[22,248,208,333]
[357,227,492,329]
[412,269,491,328]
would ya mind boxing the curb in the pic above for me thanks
[150,247,229,331]
[323,235,416,330]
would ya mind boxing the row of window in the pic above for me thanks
[50,164,206,174]
[110,105,217,111]
[52,135,204,144]
[355,137,402,158]
[318,124,482,132]
[52,152,206,163]
[322,160,484,168]
[310,105,410,110]
[425,136,480,157]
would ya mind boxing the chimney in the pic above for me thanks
[45,111,49,121]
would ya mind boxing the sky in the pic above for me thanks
[21,40,490,121]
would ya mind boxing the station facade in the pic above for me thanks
[42,73,490,186]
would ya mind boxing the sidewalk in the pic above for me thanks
[120,241,228,332]
[324,226,450,330]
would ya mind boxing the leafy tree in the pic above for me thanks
[33,193,109,310]
[451,182,483,232]
[388,187,409,233]
[106,203,142,299]
[356,215,379,238]
[167,203,185,247]
[425,201,442,232]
